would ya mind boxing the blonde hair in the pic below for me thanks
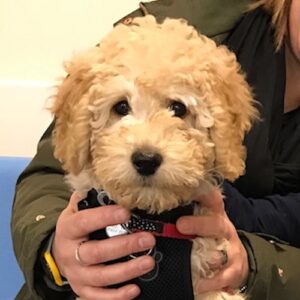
[251,0,291,50]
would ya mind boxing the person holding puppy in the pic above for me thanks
[12,0,300,299]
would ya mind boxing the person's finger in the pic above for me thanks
[77,232,155,265]
[61,205,130,239]
[66,192,85,213]
[193,189,225,213]
[176,215,231,239]
[74,284,140,300]
[74,255,155,287]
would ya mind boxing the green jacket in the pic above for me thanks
[11,1,300,299]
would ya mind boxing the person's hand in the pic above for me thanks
[52,193,156,300]
[176,189,249,293]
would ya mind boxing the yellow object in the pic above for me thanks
[43,250,64,286]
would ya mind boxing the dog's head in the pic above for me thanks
[52,16,258,213]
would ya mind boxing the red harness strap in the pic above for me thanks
[127,216,196,240]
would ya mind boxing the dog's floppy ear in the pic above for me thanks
[51,50,99,175]
[196,46,258,181]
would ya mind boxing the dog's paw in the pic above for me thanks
[192,237,227,278]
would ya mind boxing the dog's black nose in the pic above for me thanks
[131,151,163,176]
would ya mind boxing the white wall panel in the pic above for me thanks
[0,0,144,156]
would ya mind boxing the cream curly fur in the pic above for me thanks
[52,16,258,300]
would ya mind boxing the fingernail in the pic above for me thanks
[177,220,190,233]
[139,257,154,271]
[114,207,129,221]
[139,235,155,248]
[127,286,140,298]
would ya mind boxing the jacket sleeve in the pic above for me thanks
[240,231,300,300]
[117,0,251,44]
[223,181,300,247]
[11,121,73,300]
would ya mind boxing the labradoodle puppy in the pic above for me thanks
[52,16,257,300]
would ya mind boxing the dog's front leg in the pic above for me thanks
[191,237,246,300]
[191,203,246,300]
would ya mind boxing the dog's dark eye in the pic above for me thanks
[168,101,187,118]
[113,100,130,116]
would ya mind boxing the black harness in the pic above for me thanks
[78,189,195,300]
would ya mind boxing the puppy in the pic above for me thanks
[52,16,257,300]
